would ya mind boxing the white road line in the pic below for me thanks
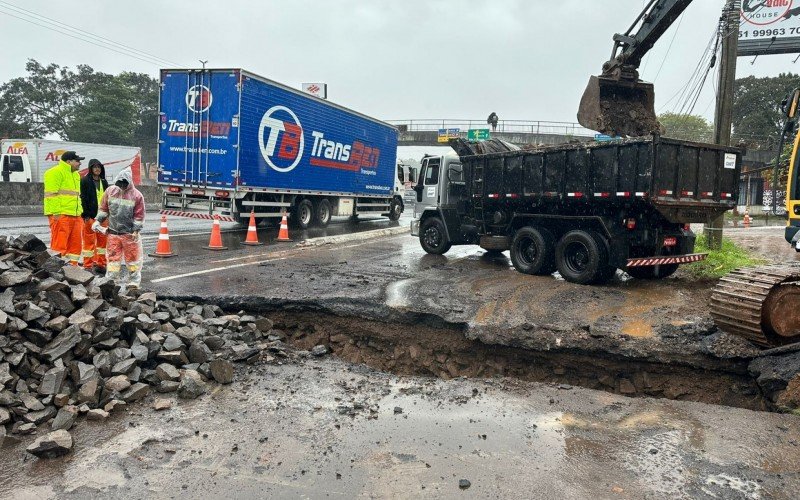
[151,240,373,283]
[151,256,290,282]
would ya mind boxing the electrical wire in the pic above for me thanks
[0,1,183,68]
[651,13,684,82]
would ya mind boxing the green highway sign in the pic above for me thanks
[468,129,491,141]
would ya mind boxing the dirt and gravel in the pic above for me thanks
[2,226,800,497]
[2,357,799,499]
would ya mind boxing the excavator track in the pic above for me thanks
[710,264,800,348]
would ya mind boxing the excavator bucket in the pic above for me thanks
[577,75,662,138]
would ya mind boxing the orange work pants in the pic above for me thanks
[82,218,108,269]
[48,214,83,265]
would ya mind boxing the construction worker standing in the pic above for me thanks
[80,159,109,273]
[93,167,146,289]
[43,151,84,265]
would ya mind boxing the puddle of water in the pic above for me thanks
[621,319,653,338]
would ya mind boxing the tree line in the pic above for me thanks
[0,59,158,162]
[0,60,798,161]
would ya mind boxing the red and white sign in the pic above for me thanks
[739,0,800,40]
[301,82,327,99]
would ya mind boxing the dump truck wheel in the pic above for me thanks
[419,217,451,255]
[313,199,331,228]
[510,227,555,275]
[555,230,606,285]
[590,232,617,284]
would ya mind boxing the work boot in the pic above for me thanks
[92,265,107,276]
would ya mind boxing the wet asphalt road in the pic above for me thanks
[0,213,407,252]
[1,358,798,499]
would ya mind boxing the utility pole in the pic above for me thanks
[199,59,208,70]
[705,0,740,250]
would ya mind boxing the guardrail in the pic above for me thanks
[386,119,596,137]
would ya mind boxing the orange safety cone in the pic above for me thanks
[242,209,263,246]
[276,211,291,242]
[743,212,751,229]
[149,215,175,257]
[204,216,228,250]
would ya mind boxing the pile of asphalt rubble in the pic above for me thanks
[0,234,322,459]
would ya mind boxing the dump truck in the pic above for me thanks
[411,136,741,285]
[157,68,403,227]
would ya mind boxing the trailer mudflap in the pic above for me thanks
[626,253,707,268]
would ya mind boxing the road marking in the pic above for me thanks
[151,240,379,283]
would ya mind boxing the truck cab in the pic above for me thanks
[0,153,32,182]
[410,153,474,253]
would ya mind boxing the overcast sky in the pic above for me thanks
[1,0,796,126]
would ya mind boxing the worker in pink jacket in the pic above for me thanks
[92,167,146,289]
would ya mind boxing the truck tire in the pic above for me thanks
[555,230,608,285]
[590,232,617,284]
[313,199,332,228]
[419,217,451,255]
[388,197,403,221]
[510,227,556,275]
[625,264,679,280]
[293,199,314,229]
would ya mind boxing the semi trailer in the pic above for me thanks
[157,68,403,227]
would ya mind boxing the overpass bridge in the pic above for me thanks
[387,119,597,146]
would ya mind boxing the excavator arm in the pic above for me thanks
[577,0,693,137]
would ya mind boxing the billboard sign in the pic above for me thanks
[738,1,800,56]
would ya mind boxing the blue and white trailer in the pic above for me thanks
[157,68,403,227]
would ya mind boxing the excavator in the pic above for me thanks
[710,89,800,348]
[578,0,800,347]
[576,0,691,137]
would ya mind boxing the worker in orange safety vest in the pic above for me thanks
[80,159,109,273]
[43,151,84,264]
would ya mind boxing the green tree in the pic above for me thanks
[0,59,159,155]
[68,76,137,145]
[118,71,159,162]
[659,112,713,142]
[0,93,32,138]
[732,73,799,148]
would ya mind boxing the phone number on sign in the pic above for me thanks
[739,27,800,38]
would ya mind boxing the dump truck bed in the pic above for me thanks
[451,136,741,222]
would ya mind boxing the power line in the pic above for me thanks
[0,1,183,68]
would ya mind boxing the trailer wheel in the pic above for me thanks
[293,199,314,229]
[625,263,679,280]
[313,199,332,228]
[555,230,607,285]
[510,227,555,275]
[419,217,451,255]
[388,197,403,221]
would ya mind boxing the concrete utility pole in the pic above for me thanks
[705,0,740,250]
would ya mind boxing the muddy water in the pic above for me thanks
[2,359,798,499]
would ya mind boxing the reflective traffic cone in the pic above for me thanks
[242,209,263,246]
[204,216,228,250]
[149,215,175,257]
[277,212,291,242]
